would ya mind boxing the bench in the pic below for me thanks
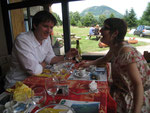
[61,33,81,41]
[87,34,101,40]
[56,38,64,42]
[57,36,81,44]
[71,36,81,41]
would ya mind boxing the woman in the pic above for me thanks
[80,18,150,113]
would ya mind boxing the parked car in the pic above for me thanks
[134,25,150,37]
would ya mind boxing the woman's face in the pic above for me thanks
[100,24,112,46]
[34,21,54,41]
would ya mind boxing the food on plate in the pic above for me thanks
[38,108,68,113]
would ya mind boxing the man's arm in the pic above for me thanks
[15,37,43,75]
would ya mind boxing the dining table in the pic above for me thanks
[21,61,117,113]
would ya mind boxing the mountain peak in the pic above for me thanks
[80,5,123,18]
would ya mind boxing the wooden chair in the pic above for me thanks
[143,51,150,62]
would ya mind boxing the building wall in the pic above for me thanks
[0,1,10,78]
[0,2,8,57]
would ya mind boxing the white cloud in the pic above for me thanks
[51,0,150,19]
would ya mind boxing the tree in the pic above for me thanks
[109,13,115,18]
[77,21,82,27]
[73,11,81,22]
[124,10,129,20]
[70,11,81,26]
[123,8,137,29]
[140,2,150,26]
[81,12,97,27]
[52,12,62,26]
[98,15,106,26]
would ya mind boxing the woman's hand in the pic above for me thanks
[78,61,91,68]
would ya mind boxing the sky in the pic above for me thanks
[51,0,150,19]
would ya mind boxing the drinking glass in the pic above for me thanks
[45,77,59,103]
[32,87,47,108]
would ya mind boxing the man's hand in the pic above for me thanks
[40,61,46,68]
[66,48,78,59]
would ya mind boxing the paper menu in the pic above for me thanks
[58,99,100,113]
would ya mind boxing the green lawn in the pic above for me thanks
[53,26,150,54]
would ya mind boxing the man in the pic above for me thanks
[89,24,95,39]
[94,24,100,40]
[4,10,78,89]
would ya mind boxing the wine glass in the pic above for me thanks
[4,92,30,113]
[32,87,47,108]
[75,54,82,63]
[50,64,61,76]
[45,77,59,104]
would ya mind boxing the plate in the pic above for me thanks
[73,70,88,78]
[74,73,87,78]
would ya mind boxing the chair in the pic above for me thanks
[0,55,11,94]
[143,51,150,63]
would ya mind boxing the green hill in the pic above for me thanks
[80,5,123,18]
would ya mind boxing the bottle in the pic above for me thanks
[75,40,82,62]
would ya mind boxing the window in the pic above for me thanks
[2,0,150,57]
[51,0,150,56]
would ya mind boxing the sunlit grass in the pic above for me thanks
[53,26,150,53]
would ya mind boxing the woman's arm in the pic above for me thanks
[79,50,113,68]
[126,63,144,113]
[93,50,113,66]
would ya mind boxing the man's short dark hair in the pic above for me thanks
[32,10,57,31]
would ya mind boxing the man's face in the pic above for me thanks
[34,21,55,40]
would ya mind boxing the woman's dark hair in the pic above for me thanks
[32,10,57,31]
[104,18,127,43]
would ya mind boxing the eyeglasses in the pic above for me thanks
[101,26,110,30]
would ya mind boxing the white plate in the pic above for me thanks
[73,72,88,78]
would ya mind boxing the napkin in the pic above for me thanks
[89,80,98,93]
[6,81,33,101]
